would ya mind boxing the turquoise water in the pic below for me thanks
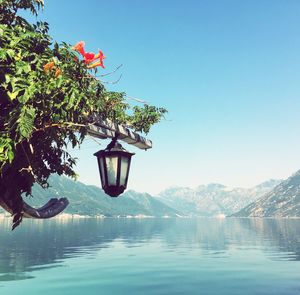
[0,218,299,294]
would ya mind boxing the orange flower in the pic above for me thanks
[72,41,106,69]
[43,61,55,73]
[94,50,106,62]
[87,60,105,69]
[54,68,62,78]
[86,50,106,69]
[72,41,85,56]
[95,50,106,64]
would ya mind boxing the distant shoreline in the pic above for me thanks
[0,213,299,220]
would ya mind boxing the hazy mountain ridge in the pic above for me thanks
[156,180,281,217]
[23,175,181,217]
[233,170,300,217]
[2,174,298,218]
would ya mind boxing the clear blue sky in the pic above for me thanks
[30,0,300,193]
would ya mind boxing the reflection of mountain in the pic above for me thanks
[23,175,180,217]
[0,218,299,282]
[233,170,300,217]
[156,180,280,216]
[243,218,300,261]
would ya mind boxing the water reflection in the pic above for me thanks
[0,218,299,282]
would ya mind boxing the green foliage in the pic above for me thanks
[130,105,167,134]
[0,0,167,225]
[0,137,14,167]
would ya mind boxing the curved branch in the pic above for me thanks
[101,74,122,84]
[98,64,123,77]
[0,188,69,219]
[22,197,69,218]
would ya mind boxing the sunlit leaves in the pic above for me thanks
[130,105,167,134]
[7,90,19,100]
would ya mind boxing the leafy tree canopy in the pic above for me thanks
[0,0,166,228]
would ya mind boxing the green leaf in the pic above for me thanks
[7,90,19,100]
[55,75,63,88]
[6,49,15,58]
[0,140,4,153]
[17,106,36,139]
[0,48,6,59]
[23,63,31,73]
[16,61,31,74]
[18,90,30,103]
[7,150,14,163]
[4,74,10,84]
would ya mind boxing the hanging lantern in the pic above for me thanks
[94,136,135,197]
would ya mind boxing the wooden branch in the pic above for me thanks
[22,198,69,219]
[20,142,35,177]
[0,188,69,220]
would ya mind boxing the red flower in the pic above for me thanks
[83,52,95,64]
[72,41,85,56]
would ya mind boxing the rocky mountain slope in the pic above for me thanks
[156,180,281,217]
[233,170,300,217]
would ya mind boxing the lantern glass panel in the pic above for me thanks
[99,157,106,186]
[120,156,130,186]
[106,156,118,186]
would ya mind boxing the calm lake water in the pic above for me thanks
[0,218,299,295]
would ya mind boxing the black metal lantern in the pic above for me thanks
[94,136,135,197]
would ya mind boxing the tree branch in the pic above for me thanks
[101,74,122,84]
[98,64,123,77]
[125,95,148,104]
[34,122,88,133]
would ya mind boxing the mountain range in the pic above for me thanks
[1,170,300,218]
[156,180,281,217]
[24,175,181,218]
